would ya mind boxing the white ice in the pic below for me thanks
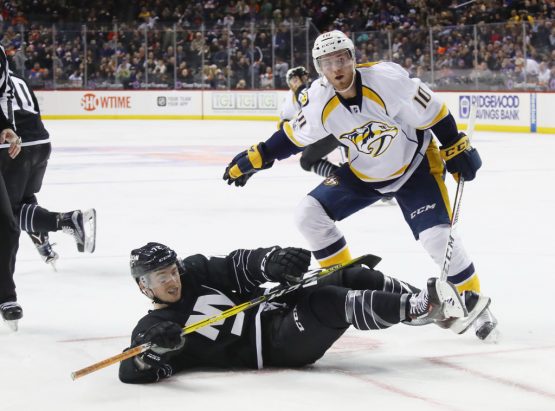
[1,120,554,411]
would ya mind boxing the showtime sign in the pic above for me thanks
[80,93,132,111]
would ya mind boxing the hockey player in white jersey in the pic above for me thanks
[223,30,496,340]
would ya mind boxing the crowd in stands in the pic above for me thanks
[1,0,554,90]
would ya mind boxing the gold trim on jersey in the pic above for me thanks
[361,86,387,114]
[321,95,341,125]
[356,62,381,69]
[349,162,409,182]
[283,121,304,147]
[418,103,449,130]
[426,140,452,220]
[321,86,387,125]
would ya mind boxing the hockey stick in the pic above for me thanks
[440,102,477,281]
[71,254,380,380]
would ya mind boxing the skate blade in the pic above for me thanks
[49,260,58,272]
[480,326,500,344]
[436,280,467,318]
[450,295,491,335]
[83,209,97,253]
[4,320,19,332]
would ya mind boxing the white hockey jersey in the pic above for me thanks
[284,62,449,192]
[279,89,300,121]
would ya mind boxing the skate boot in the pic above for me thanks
[437,291,498,340]
[408,278,466,322]
[0,301,23,331]
[29,232,59,270]
[58,209,96,253]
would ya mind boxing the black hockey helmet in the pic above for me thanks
[286,66,309,87]
[130,242,177,280]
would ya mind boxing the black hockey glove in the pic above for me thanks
[223,143,275,187]
[137,350,175,379]
[133,321,185,379]
[440,132,482,181]
[135,321,184,349]
[264,247,311,284]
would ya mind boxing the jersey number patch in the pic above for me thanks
[414,86,431,109]
[11,76,38,114]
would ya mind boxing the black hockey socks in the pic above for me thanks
[382,275,420,294]
[18,203,58,233]
[341,266,419,294]
[345,289,410,330]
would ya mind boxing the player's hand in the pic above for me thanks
[135,321,184,350]
[0,128,21,159]
[132,321,185,378]
[265,247,311,284]
[223,143,274,187]
[440,132,482,181]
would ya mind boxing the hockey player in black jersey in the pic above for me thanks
[118,242,488,384]
[0,70,96,270]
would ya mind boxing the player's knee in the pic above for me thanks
[308,286,350,328]
[295,195,327,234]
[341,266,384,290]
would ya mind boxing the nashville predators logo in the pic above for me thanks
[339,121,398,157]
[298,89,309,107]
[323,175,339,186]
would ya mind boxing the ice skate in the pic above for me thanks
[59,208,96,253]
[437,290,497,341]
[29,232,59,271]
[0,301,23,331]
[408,278,466,322]
[474,307,499,342]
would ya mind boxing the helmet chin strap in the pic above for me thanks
[333,64,356,94]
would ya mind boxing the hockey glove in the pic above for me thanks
[135,321,184,349]
[440,132,482,181]
[133,321,185,379]
[223,143,275,187]
[264,247,311,284]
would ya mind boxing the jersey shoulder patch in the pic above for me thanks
[297,88,309,107]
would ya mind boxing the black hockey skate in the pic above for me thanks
[437,291,498,341]
[29,232,59,270]
[408,278,466,322]
[0,301,23,331]
[59,209,96,253]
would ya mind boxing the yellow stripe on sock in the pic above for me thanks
[318,247,352,267]
[455,274,481,293]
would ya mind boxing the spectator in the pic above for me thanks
[538,61,551,88]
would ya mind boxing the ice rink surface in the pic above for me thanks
[1,120,554,411]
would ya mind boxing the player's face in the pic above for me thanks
[143,263,182,303]
[319,49,354,90]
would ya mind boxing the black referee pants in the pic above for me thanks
[0,171,19,304]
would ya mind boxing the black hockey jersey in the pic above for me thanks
[119,247,281,384]
[9,72,49,143]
